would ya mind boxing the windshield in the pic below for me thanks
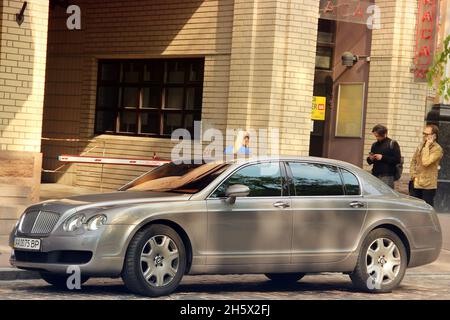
[120,161,230,194]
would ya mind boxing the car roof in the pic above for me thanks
[225,156,361,170]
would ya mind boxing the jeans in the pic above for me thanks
[377,175,395,189]
[411,188,436,207]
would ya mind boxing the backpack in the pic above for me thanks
[390,140,403,181]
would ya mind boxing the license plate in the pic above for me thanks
[14,237,41,251]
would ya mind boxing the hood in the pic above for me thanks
[30,191,191,215]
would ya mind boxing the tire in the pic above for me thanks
[122,224,186,297]
[350,228,407,293]
[40,272,90,289]
[265,273,305,283]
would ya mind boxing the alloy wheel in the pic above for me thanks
[140,235,180,287]
[366,238,401,286]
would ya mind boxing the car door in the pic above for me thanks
[205,161,292,265]
[286,161,367,264]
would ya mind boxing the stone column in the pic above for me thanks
[364,0,429,189]
[0,0,50,246]
[0,0,49,152]
[226,0,319,156]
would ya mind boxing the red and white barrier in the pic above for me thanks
[58,155,170,167]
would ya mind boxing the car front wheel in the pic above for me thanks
[350,228,407,293]
[122,224,186,297]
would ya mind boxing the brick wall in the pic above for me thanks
[42,0,235,190]
[42,0,322,191]
[0,0,49,246]
[41,3,85,186]
[364,0,429,190]
[0,0,49,152]
[226,0,319,156]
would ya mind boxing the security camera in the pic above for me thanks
[342,52,358,67]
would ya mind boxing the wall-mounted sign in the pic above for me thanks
[312,96,327,121]
[335,83,365,138]
[414,0,438,82]
[319,0,380,29]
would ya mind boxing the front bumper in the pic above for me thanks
[9,224,135,277]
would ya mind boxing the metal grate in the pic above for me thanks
[20,210,60,235]
[31,211,60,234]
[20,211,40,234]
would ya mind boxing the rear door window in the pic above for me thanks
[287,162,344,196]
[340,169,361,196]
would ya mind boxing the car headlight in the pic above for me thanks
[86,215,107,231]
[63,214,86,232]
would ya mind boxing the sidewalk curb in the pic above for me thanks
[0,268,40,281]
[1,248,41,281]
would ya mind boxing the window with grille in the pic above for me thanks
[95,58,204,137]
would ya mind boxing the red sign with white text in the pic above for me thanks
[319,0,374,25]
[414,0,438,82]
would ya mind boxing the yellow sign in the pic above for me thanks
[312,96,326,121]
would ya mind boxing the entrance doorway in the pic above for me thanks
[309,18,372,167]
[309,19,335,157]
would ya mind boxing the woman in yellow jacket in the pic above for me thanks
[410,124,444,207]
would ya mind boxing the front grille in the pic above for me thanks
[14,250,93,264]
[20,211,39,234]
[20,210,60,235]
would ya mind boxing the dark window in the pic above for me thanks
[315,19,335,71]
[95,58,204,137]
[288,162,344,196]
[212,162,283,198]
[341,169,361,196]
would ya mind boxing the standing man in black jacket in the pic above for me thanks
[367,124,402,189]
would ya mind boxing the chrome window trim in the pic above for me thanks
[283,161,364,198]
[206,160,285,200]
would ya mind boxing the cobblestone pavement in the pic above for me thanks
[0,269,449,300]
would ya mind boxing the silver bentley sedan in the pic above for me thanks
[9,157,442,296]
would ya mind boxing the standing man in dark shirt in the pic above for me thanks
[367,124,402,189]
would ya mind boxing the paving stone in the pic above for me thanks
[0,271,449,300]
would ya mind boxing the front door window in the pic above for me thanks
[211,162,283,198]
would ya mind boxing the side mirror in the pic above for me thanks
[225,184,250,204]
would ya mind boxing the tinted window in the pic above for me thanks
[122,162,230,194]
[288,162,344,196]
[212,162,282,198]
[341,169,361,195]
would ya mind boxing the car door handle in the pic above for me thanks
[349,201,364,208]
[273,201,290,209]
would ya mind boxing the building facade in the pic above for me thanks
[0,0,446,194]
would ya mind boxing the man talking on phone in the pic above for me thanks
[410,124,444,207]
[367,124,402,189]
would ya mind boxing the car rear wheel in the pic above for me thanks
[122,224,186,297]
[265,273,305,283]
[350,228,407,293]
[40,272,90,289]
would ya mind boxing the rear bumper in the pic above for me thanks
[409,247,441,268]
[407,225,442,268]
